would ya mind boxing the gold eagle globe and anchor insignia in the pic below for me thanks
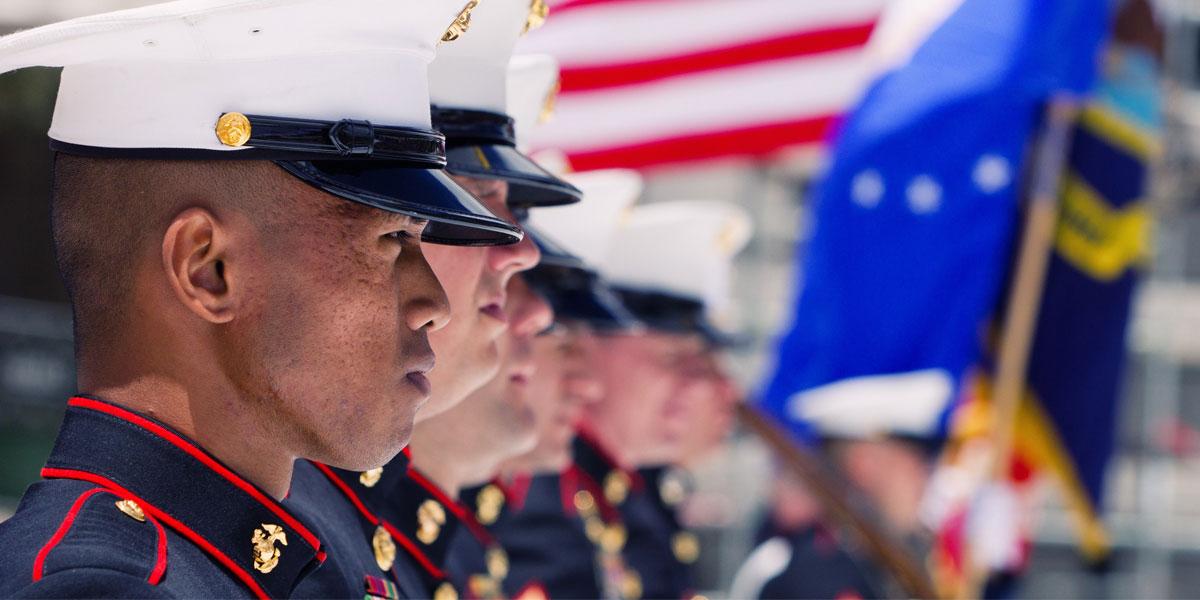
[522,0,549,34]
[372,525,397,571]
[442,0,479,43]
[252,523,288,574]
[416,499,448,545]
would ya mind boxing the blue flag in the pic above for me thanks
[1007,37,1161,561]
[761,0,1110,441]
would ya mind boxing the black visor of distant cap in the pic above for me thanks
[51,114,523,246]
[612,286,742,348]
[432,106,583,208]
[521,223,639,330]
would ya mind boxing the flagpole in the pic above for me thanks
[737,404,938,599]
[965,97,1081,597]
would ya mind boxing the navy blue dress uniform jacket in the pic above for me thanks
[287,449,446,599]
[0,396,326,598]
[465,474,599,600]
[624,466,697,599]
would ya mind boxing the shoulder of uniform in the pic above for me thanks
[14,566,172,599]
[26,487,167,587]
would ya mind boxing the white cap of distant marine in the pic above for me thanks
[0,0,471,151]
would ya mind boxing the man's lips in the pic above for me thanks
[480,302,507,324]
[406,372,432,395]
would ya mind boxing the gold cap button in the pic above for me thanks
[215,112,252,147]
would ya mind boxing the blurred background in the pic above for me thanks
[3,0,1200,597]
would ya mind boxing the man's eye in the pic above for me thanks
[385,230,415,242]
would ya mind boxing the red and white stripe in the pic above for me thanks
[517,0,889,170]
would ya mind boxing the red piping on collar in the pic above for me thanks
[405,467,468,523]
[574,427,644,491]
[495,474,532,512]
[565,464,621,523]
[42,467,270,599]
[310,462,447,581]
[67,397,324,558]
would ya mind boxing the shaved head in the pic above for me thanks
[50,155,285,350]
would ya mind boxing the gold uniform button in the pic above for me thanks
[215,112,252,147]
[360,467,383,488]
[114,499,146,522]
[672,531,700,564]
[372,525,396,571]
[621,571,643,600]
[584,516,605,543]
[434,581,459,600]
[574,490,596,515]
[604,471,630,506]
[600,523,626,555]
[486,546,509,580]
[251,523,288,574]
[476,484,505,525]
[417,499,447,545]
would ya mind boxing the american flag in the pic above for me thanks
[516,0,889,171]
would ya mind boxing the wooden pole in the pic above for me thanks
[737,404,938,599]
[963,98,1081,598]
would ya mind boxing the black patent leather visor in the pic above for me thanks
[277,161,522,246]
[613,286,741,348]
[433,107,582,208]
[446,144,582,208]
[523,224,638,330]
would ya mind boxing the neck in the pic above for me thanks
[410,431,507,500]
[79,367,296,500]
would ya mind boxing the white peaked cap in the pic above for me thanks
[0,0,473,152]
[527,168,644,265]
[506,53,560,149]
[786,369,953,440]
[429,0,547,114]
[601,200,753,325]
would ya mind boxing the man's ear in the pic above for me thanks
[161,207,236,324]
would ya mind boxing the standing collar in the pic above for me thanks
[572,430,644,509]
[42,396,325,599]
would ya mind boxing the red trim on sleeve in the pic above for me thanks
[66,397,322,556]
[32,487,109,582]
[41,467,269,600]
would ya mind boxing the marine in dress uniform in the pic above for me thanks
[736,368,951,599]
[580,200,754,600]
[286,2,578,598]
[464,169,645,600]
[0,0,524,597]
